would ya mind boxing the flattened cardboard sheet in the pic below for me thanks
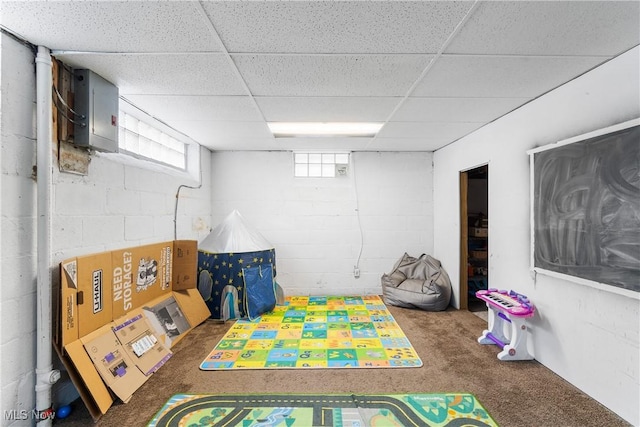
[77,253,113,337]
[113,314,172,376]
[59,240,205,421]
[143,296,191,348]
[172,240,197,290]
[82,325,148,403]
[173,288,211,335]
[111,243,173,319]
[61,339,113,416]
[61,259,80,348]
[61,252,113,347]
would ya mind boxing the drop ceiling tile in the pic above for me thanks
[233,54,433,96]
[413,55,607,98]
[52,53,246,95]
[168,121,273,145]
[394,97,531,122]
[4,1,632,155]
[378,122,483,140]
[255,97,401,122]
[198,138,281,152]
[367,138,448,151]
[272,137,372,152]
[203,1,473,54]
[447,1,640,56]
[123,95,262,122]
[1,1,219,52]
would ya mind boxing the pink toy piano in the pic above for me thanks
[476,289,535,361]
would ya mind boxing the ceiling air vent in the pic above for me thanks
[335,164,348,177]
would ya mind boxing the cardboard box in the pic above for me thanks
[142,295,191,348]
[112,314,172,376]
[111,242,173,320]
[81,324,149,403]
[469,227,488,237]
[57,240,210,421]
[60,252,114,346]
[171,240,198,291]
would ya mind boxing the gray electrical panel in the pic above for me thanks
[73,69,119,152]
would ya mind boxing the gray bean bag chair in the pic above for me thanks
[381,253,452,311]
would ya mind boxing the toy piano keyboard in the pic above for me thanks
[476,289,534,318]
[476,289,535,361]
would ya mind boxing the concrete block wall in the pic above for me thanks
[52,149,213,261]
[209,150,434,296]
[0,34,213,422]
[1,33,39,423]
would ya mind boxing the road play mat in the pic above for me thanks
[200,295,423,370]
[148,392,498,427]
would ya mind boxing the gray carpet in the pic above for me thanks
[55,304,630,426]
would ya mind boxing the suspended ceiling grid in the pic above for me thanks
[1,1,638,152]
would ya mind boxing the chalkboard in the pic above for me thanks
[530,120,640,293]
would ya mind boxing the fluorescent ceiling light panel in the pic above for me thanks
[268,122,383,138]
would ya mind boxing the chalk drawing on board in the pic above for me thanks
[529,119,639,293]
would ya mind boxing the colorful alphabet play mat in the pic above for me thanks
[200,295,422,370]
[148,392,498,427]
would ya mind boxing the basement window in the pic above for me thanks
[294,152,349,178]
[118,100,187,170]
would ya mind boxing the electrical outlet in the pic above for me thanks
[353,267,360,278]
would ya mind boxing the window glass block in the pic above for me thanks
[294,164,308,177]
[308,164,322,177]
[335,153,349,164]
[119,109,187,169]
[308,153,322,164]
[322,153,334,163]
[322,164,335,177]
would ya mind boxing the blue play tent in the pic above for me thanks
[197,210,280,320]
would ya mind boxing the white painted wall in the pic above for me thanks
[0,32,3,425]
[209,151,434,296]
[433,47,640,425]
[0,34,213,422]
[1,33,39,424]
[52,149,212,260]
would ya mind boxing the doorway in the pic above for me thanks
[459,165,488,312]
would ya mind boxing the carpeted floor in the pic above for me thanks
[56,303,631,426]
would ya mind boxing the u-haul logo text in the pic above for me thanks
[92,270,103,314]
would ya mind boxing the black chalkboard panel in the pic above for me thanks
[532,122,640,293]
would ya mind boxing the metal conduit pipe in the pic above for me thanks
[35,45,59,426]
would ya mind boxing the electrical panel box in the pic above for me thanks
[73,69,119,153]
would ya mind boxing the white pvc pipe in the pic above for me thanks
[35,45,57,426]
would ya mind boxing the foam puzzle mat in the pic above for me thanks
[200,295,423,370]
[148,392,498,427]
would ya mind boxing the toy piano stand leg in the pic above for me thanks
[478,306,508,346]
[476,289,534,361]
[499,316,533,361]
